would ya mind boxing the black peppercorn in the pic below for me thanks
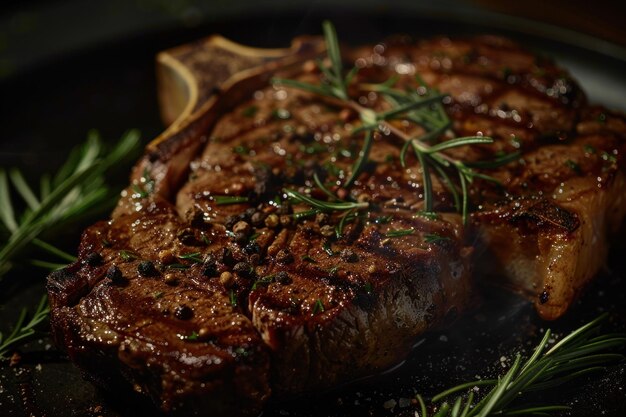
[201,260,218,277]
[244,208,257,219]
[235,232,249,244]
[224,215,241,230]
[250,211,266,226]
[174,305,193,320]
[275,271,291,284]
[276,249,294,264]
[233,262,254,278]
[217,247,235,266]
[85,252,103,266]
[138,260,158,277]
[189,211,209,228]
[177,228,198,246]
[243,242,260,255]
[106,265,124,283]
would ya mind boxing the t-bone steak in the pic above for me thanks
[47,32,626,416]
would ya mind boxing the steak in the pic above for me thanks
[47,32,626,416]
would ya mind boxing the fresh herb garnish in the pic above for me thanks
[292,209,319,220]
[178,252,203,263]
[373,215,393,224]
[565,159,582,174]
[313,298,325,314]
[229,289,238,307]
[299,142,328,155]
[0,295,49,360]
[424,233,451,244]
[242,105,259,118]
[415,314,625,416]
[272,21,516,223]
[233,145,249,155]
[165,263,190,270]
[583,144,596,154]
[416,211,439,220]
[284,189,368,212]
[252,274,275,290]
[213,195,249,205]
[182,331,199,341]
[385,228,415,238]
[301,255,317,263]
[119,250,139,262]
[322,240,335,256]
[335,209,357,238]
[0,130,141,279]
[344,130,374,187]
[131,168,154,198]
[601,151,617,163]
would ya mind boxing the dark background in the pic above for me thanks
[0,1,625,416]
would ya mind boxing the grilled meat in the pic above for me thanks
[48,33,625,416]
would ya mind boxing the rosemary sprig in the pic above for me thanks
[272,21,516,223]
[416,313,625,416]
[284,189,368,212]
[344,130,374,187]
[0,130,141,279]
[0,295,49,360]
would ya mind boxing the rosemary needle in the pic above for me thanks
[418,313,625,416]
[0,129,141,279]
[0,294,49,360]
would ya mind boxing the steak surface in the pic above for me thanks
[47,33,626,416]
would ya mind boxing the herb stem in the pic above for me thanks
[420,314,625,417]
[284,189,368,211]
[0,295,49,360]
[431,380,497,403]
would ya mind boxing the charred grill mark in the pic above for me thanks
[46,265,87,308]
[511,199,580,234]
[477,198,580,234]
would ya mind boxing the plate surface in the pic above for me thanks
[1,9,625,417]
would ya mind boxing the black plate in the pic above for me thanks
[1,7,625,417]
